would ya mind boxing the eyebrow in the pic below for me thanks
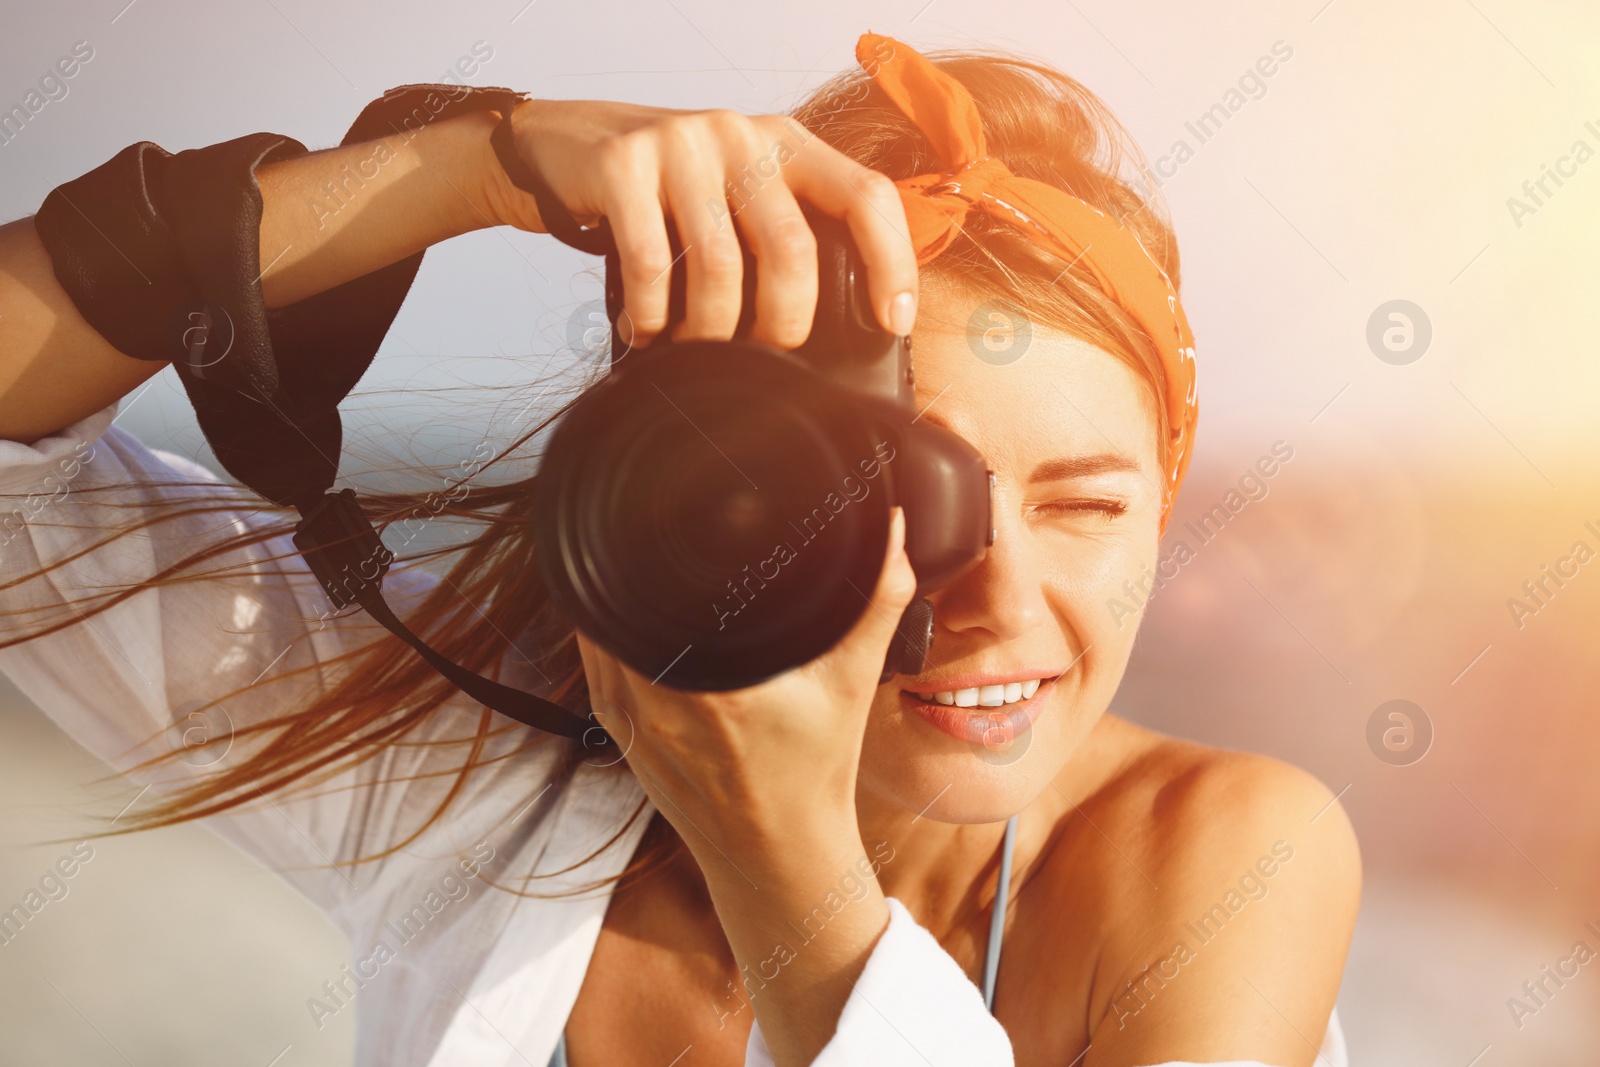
[912,410,1143,482]
[1029,453,1143,483]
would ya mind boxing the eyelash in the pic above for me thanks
[1035,499,1129,520]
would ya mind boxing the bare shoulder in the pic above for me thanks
[1099,716,1359,878]
[1048,716,1361,1066]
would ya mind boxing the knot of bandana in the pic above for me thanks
[855,31,1199,528]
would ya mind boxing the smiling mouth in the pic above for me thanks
[898,675,1063,745]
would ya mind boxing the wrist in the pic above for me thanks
[410,107,518,234]
[704,841,893,1067]
[696,825,889,938]
[475,98,550,232]
[693,797,862,879]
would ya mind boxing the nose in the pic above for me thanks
[928,482,1048,644]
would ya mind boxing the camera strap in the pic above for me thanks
[35,83,612,745]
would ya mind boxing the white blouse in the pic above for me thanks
[0,400,1348,1067]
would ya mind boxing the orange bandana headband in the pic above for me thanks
[856,32,1199,528]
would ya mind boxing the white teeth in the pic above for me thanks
[909,679,1050,708]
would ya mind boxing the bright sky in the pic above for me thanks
[2,0,1595,488]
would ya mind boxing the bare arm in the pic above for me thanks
[1085,753,1361,1066]
[0,96,919,449]
[0,107,517,444]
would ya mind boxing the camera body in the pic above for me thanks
[531,205,993,691]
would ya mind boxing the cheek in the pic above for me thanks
[1030,528,1161,730]
[1041,523,1161,647]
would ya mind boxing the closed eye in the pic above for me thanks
[1033,498,1128,520]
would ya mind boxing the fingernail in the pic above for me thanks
[889,291,917,336]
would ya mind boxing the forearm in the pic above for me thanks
[698,822,892,1066]
[0,217,160,444]
[0,106,526,443]
[255,107,517,308]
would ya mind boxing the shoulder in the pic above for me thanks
[1129,722,1356,880]
[1061,715,1360,887]
[1047,717,1360,1063]
[1068,715,1360,899]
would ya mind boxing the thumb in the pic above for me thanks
[832,507,919,679]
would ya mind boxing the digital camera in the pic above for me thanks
[532,206,994,690]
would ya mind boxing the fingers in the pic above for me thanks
[661,112,749,342]
[573,629,606,697]
[732,176,818,350]
[597,135,672,349]
[833,507,918,679]
[781,127,920,337]
[574,629,630,708]
[611,111,915,348]
[875,506,919,616]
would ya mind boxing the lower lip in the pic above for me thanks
[899,678,1057,745]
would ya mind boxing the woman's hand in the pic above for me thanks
[576,508,918,1065]
[580,507,916,859]
[482,98,920,349]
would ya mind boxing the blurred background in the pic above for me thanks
[2,0,1598,1063]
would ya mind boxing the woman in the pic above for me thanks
[0,31,1359,1067]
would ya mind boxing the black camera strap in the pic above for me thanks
[35,83,612,745]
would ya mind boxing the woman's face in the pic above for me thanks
[858,281,1165,824]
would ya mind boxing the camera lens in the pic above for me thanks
[534,340,894,690]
